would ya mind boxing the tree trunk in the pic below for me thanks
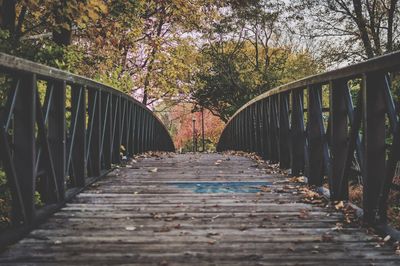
[387,0,398,52]
[52,0,72,46]
[352,0,375,58]
[365,0,382,55]
[142,47,157,105]
[1,0,16,34]
[142,6,165,105]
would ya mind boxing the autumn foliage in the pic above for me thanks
[165,103,225,151]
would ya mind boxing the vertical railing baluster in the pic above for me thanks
[127,104,135,156]
[362,72,386,223]
[270,97,279,162]
[48,80,66,201]
[70,85,86,187]
[120,98,128,156]
[330,80,349,200]
[101,92,112,170]
[113,96,121,163]
[139,108,144,153]
[291,89,305,176]
[14,73,36,223]
[88,89,101,177]
[308,85,325,186]
[378,76,400,222]
[279,93,290,169]
[265,99,271,160]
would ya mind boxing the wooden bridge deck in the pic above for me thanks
[1,153,399,265]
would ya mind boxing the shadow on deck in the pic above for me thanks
[1,153,399,265]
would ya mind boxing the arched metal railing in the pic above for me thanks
[217,51,400,230]
[0,53,174,244]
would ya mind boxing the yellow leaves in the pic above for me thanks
[74,0,108,29]
[88,8,100,21]
[334,201,345,210]
[61,23,71,31]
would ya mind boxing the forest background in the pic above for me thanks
[0,0,399,151]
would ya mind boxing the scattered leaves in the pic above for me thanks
[149,168,158,173]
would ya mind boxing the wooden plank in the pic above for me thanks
[1,154,399,265]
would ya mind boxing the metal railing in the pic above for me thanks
[0,53,174,245]
[217,51,400,228]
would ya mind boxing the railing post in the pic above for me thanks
[238,114,243,151]
[139,108,144,153]
[133,106,140,154]
[127,104,135,156]
[308,85,324,186]
[101,92,112,170]
[378,76,400,222]
[14,73,36,223]
[330,80,349,200]
[88,89,101,177]
[257,102,264,158]
[120,100,127,156]
[362,72,386,223]
[48,80,66,200]
[112,95,121,163]
[70,85,86,187]
[270,97,279,163]
[245,108,250,151]
[252,105,259,154]
[290,89,305,176]
[279,92,290,169]
[144,112,150,152]
[264,99,271,160]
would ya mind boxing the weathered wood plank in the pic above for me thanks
[0,153,399,265]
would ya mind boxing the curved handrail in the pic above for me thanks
[217,51,400,232]
[0,53,171,134]
[225,51,400,126]
[0,53,174,245]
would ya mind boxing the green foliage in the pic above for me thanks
[0,30,11,53]
[0,169,11,229]
[193,41,322,121]
[94,66,134,94]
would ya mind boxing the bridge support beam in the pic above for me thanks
[329,80,349,200]
[362,73,386,223]
[290,89,305,176]
[307,85,325,186]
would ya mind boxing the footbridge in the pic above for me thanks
[0,52,400,265]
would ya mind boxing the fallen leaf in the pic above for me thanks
[259,186,271,192]
[331,223,343,231]
[298,209,310,219]
[384,235,391,242]
[174,224,181,229]
[208,240,216,245]
[154,225,171,232]
[321,233,334,242]
[149,168,158,173]
[206,232,220,237]
[239,224,248,231]
[125,226,136,231]
[334,201,345,210]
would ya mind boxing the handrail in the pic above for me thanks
[217,51,400,231]
[227,51,400,124]
[0,53,175,246]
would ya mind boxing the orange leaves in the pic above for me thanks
[167,103,224,151]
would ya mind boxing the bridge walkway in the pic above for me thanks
[0,153,399,265]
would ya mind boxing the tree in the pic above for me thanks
[192,41,321,122]
[156,102,224,151]
[291,0,400,64]
[191,0,322,121]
